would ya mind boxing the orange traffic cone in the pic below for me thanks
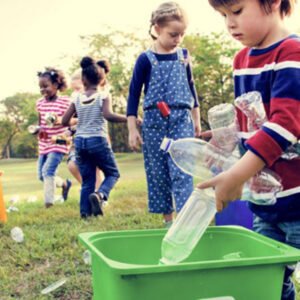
[0,171,7,223]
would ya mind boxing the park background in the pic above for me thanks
[0,0,300,299]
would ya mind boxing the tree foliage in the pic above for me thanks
[0,93,39,158]
[0,30,239,157]
[183,33,238,129]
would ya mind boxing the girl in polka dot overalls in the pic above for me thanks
[127,2,201,227]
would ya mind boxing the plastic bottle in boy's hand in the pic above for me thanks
[160,188,216,264]
[159,137,282,264]
[160,137,282,205]
[208,102,239,154]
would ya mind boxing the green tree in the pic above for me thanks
[183,33,238,130]
[0,92,39,158]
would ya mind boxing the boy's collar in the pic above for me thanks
[249,34,298,56]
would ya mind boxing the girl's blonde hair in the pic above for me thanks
[149,2,188,40]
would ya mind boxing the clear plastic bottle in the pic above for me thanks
[208,103,239,154]
[83,250,92,265]
[11,226,24,243]
[160,137,282,205]
[160,188,216,265]
[45,112,57,127]
[234,91,267,131]
[160,137,237,182]
[27,125,40,135]
[235,91,300,160]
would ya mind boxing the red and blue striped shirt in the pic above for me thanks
[234,35,300,222]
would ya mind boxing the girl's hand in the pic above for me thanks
[197,170,244,212]
[136,116,143,126]
[128,129,143,151]
[191,107,201,137]
[54,115,62,125]
[194,122,201,137]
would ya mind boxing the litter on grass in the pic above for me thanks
[41,278,68,295]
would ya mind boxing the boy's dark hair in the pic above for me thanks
[97,59,110,74]
[208,0,296,16]
[37,67,67,91]
[80,56,105,86]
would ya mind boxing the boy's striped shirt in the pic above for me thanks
[233,35,300,222]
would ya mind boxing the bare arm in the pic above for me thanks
[192,107,201,137]
[197,150,265,212]
[127,115,143,150]
[62,103,76,126]
[102,96,127,123]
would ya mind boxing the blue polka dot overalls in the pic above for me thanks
[142,48,195,214]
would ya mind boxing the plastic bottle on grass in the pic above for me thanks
[83,250,91,265]
[11,227,24,243]
[41,278,67,295]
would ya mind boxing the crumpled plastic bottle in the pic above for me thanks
[235,91,300,160]
[11,227,24,243]
[83,250,91,265]
[208,103,239,154]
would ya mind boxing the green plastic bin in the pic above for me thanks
[78,226,300,300]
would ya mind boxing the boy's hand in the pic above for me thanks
[128,129,143,151]
[197,171,243,212]
[200,130,212,141]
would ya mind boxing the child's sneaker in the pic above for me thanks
[45,203,53,209]
[89,192,105,216]
[62,179,72,201]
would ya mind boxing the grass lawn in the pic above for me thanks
[0,153,163,300]
[1,154,300,299]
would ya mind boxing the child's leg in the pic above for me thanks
[37,154,47,182]
[67,150,82,184]
[95,168,103,191]
[76,150,96,217]
[142,121,174,220]
[41,152,64,206]
[169,109,195,212]
[168,157,194,212]
[254,216,300,300]
[94,145,120,200]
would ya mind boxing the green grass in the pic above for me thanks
[0,154,162,300]
[1,154,300,299]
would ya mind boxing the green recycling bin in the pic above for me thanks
[79,226,300,300]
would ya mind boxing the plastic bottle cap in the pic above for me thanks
[160,137,173,152]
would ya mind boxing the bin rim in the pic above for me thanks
[78,226,300,276]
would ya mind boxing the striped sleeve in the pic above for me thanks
[246,39,300,166]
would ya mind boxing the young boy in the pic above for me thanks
[201,1,300,299]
